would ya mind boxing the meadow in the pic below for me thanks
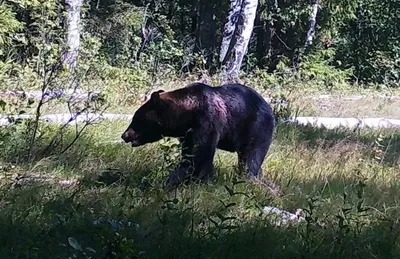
[1,81,400,259]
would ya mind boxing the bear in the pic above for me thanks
[121,82,275,188]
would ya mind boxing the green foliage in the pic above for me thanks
[299,48,354,89]
[147,37,184,64]
[0,2,23,48]
[0,1,23,74]
[0,0,66,93]
[0,95,35,162]
[5,0,64,60]
[331,0,400,86]
[0,0,398,92]
[85,0,145,66]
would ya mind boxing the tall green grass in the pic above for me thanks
[0,121,399,258]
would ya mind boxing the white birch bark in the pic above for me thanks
[220,0,243,63]
[220,0,258,83]
[62,0,84,71]
[305,0,320,47]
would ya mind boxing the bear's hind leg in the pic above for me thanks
[238,143,279,194]
[237,146,267,180]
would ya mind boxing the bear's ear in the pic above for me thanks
[150,90,165,106]
[154,90,165,95]
[142,90,164,103]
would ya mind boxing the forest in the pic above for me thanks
[0,0,400,258]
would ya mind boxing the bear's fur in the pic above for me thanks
[121,82,275,187]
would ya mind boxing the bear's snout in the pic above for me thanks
[121,128,136,143]
[121,128,142,147]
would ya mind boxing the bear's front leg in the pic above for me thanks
[164,135,195,188]
[165,131,218,189]
[187,130,218,181]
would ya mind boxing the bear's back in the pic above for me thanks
[216,83,272,116]
[172,82,272,118]
[184,82,267,106]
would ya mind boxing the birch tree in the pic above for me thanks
[304,0,320,48]
[220,0,258,83]
[293,0,320,70]
[62,0,84,71]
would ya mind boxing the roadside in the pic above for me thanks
[1,86,400,120]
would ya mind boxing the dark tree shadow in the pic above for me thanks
[0,174,400,259]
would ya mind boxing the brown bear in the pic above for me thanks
[121,82,275,188]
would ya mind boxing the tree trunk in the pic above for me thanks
[292,0,319,70]
[304,0,320,48]
[219,0,243,64]
[191,0,200,35]
[220,0,258,84]
[196,0,217,67]
[255,13,266,67]
[255,3,274,68]
[62,0,84,71]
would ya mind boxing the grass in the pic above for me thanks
[1,118,400,258]
[1,73,400,258]
[291,94,400,119]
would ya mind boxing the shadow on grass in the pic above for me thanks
[0,174,400,259]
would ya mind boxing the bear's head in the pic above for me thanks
[121,90,167,146]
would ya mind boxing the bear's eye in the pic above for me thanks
[131,112,160,132]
